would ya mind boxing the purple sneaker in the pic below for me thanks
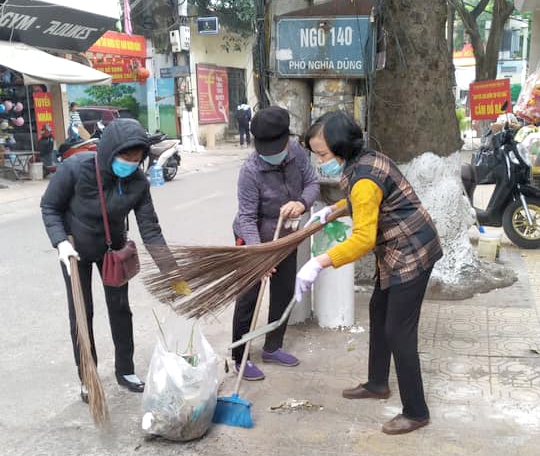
[261,349,300,367]
[235,360,265,381]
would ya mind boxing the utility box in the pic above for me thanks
[179,26,191,50]
[169,30,181,53]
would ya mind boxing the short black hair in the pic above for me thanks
[69,102,77,110]
[304,110,364,161]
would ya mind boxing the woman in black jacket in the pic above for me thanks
[41,118,178,403]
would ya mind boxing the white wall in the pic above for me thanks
[189,27,256,143]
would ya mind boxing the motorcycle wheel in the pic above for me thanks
[163,156,179,181]
[502,198,540,249]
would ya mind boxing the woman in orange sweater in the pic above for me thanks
[296,111,442,435]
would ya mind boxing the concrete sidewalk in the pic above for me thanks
[9,242,538,456]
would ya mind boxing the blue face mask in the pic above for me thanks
[112,156,139,178]
[259,149,288,165]
[319,158,344,177]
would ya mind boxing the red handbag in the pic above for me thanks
[95,155,140,287]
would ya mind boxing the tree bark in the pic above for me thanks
[370,0,462,161]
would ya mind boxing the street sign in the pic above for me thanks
[276,16,372,78]
[160,65,190,79]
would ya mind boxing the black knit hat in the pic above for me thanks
[250,106,290,155]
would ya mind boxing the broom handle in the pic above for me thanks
[233,213,284,394]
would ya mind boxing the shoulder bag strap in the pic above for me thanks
[94,154,112,248]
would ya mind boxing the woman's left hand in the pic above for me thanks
[280,201,305,219]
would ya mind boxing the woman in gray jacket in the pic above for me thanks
[232,106,319,380]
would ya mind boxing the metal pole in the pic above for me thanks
[25,85,35,153]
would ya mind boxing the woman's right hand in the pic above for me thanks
[306,206,333,226]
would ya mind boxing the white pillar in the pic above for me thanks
[311,198,355,328]
[529,11,540,74]
[288,212,312,325]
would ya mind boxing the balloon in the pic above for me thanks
[14,102,23,113]
[0,120,8,130]
[3,100,13,111]
[0,104,5,114]
[11,116,24,127]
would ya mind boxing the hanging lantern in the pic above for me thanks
[137,66,150,81]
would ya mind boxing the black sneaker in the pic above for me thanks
[116,374,145,393]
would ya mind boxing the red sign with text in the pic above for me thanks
[469,78,512,120]
[196,64,229,124]
[32,92,55,140]
[92,58,143,83]
[88,31,146,58]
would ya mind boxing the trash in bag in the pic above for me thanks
[141,312,219,441]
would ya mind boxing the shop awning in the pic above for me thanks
[0,0,118,52]
[0,40,111,85]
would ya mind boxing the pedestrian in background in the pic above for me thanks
[296,111,442,435]
[41,118,183,403]
[236,98,252,148]
[68,102,81,127]
[232,106,319,380]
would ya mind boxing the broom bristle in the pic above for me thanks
[212,393,253,428]
[70,257,110,426]
[141,206,348,319]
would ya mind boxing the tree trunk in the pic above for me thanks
[267,0,312,135]
[370,0,462,161]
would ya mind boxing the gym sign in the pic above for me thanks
[275,16,372,78]
[0,0,116,52]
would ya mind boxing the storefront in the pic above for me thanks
[0,0,117,179]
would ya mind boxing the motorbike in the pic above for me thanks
[461,113,540,249]
[58,121,104,161]
[142,132,182,181]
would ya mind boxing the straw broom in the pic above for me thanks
[68,238,109,426]
[140,206,348,319]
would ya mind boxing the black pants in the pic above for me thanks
[232,249,297,362]
[238,121,250,146]
[365,267,432,421]
[61,258,135,380]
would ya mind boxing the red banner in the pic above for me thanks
[196,64,229,124]
[469,78,512,120]
[88,31,146,58]
[92,58,143,83]
[32,92,55,140]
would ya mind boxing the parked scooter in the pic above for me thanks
[142,132,182,181]
[58,121,104,160]
[461,109,540,249]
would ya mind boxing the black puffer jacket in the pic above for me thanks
[41,118,175,271]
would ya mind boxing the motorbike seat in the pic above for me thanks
[151,140,179,155]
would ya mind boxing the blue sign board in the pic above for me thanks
[276,16,372,78]
[160,65,190,79]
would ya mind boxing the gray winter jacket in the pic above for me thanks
[233,139,319,244]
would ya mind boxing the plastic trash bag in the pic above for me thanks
[312,220,351,255]
[515,70,540,125]
[141,315,218,441]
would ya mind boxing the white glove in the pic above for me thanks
[57,240,80,276]
[306,206,333,226]
[295,258,323,302]
[284,217,301,231]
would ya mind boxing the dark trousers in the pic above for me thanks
[365,267,432,421]
[232,249,297,362]
[61,258,135,380]
[239,121,250,146]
